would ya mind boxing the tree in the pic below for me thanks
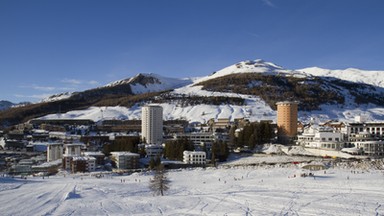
[212,140,229,162]
[149,155,161,170]
[149,165,170,196]
[228,125,237,149]
[164,138,194,161]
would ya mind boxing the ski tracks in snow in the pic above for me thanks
[42,183,72,216]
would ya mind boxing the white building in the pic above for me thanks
[183,151,206,165]
[141,105,163,145]
[110,151,140,169]
[47,143,63,162]
[174,132,230,151]
[297,125,345,150]
[64,143,82,156]
[63,143,83,170]
[145,144,163,158]
[346,132,384,156]
[347,122,384,138]
[174,132,215,149]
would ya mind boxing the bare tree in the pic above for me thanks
[149,165,170,196]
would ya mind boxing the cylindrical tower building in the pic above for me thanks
[276,101,298,143]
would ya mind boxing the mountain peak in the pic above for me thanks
[106,73,193,95]
[195,59,285,84]
[239,59,283,70]
[128,73,162,86]
[0,100,15,111]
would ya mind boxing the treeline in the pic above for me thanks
[211,140,229,163]
[102,136,141,155]
[331,79,384,105]
[197,73,346,111]
[230,121,275,150]
[149,93,245,106]
[163,138,194,161]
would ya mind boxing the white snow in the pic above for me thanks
[298,67,384,88]
[36,59,384,124]
[1,158,384,215]
[39,97,276,124]
[41,92,73,103]
[105,73,193,94]
[192,59,286,84]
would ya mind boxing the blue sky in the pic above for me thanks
[1,0,384,103]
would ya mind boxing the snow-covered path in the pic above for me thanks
[1,167,384,215]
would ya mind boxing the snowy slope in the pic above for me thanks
[194,59,287,84]
[1,164,384,215]
[36,59,384,124]
[41,92,73,103]
[298,67,384,88]
[105,73,192,94]
[40,96,276,124]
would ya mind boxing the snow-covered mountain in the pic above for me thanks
[0,100,15,111]
[193,59,314,84]
[38,60,384,124]
[0,100,31,111]
[105,73,193,94]
[2,59,384,127]
[41,92,73,103]
[298,67,384,88]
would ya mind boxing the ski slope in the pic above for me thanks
[1,162,384,216]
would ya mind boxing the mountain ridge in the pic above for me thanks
[1,59,384,128]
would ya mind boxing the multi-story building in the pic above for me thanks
[141,105,163,145]
[346,132,384,156]
[208,118,231,131]
[173,131,229,151]
[183,151,206,165]
[83,151,105,165]
[110,151,140,169]
[62,143,83,170]
[71,156,96,173]
[347,122,384,139]
[64,143,82,156]
[276,101,298,143]
[145,145,163,158]
[297,125,345,150]
[342,120,384,156]
[47,143,63,162]
[174,132,215,149]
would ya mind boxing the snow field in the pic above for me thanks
[1,165,384,216]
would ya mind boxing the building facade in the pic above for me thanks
[141,105,163,145]
[71,156,96,173]
[110,151,140,169]
[276,101,298,143]
[145,144,163,158]
[47,143,63,162]
[297,126,345,150]
[183,151,206,165]
[62,143,83,170]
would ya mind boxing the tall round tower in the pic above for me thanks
[276,101,298,143]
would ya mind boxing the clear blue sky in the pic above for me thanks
[1,0,384,103]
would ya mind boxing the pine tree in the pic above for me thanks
[149,157,156,170]
[149,165,170,196]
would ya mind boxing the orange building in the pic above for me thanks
[276,101,298,143]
